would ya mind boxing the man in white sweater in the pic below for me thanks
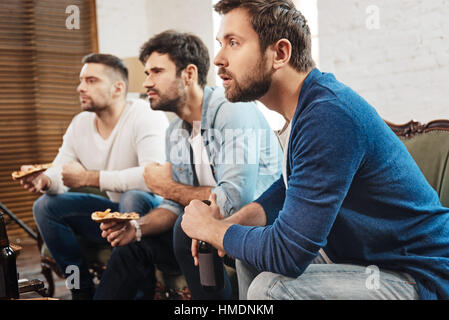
[19,53,169,299]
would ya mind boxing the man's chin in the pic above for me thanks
[149,100,161,111]
[225,88,255,103]
[81,104,92,111]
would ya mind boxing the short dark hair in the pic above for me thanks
[81,53,129,89]
[139,30,210,88]
[214,0,315,73]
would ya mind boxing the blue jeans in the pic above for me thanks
[238,258,419,300]
[33,190,162,290]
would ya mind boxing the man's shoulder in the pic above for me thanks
[126,98,169,124]
[295,70,375,127]
[69,111,93,128]
[127,98,151,115]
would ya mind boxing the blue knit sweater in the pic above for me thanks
[223,68,449,300]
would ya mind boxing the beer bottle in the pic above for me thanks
[0,212,19,300]
[197,200,225,292]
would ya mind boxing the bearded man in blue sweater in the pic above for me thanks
[181,0,449,300]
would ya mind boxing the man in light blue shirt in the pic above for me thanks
[95,30,282,300]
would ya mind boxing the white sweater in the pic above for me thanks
[44,98,169,202]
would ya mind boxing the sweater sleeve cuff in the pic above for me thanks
[223,224,253,260]
[99,170,113,191]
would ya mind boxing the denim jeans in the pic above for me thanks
[173,214,233,300]
[238,257,419,300]
[93,229,177,299]
[33,190,162,290]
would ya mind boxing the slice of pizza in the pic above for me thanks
[11,163,53,180]
[91,208,140,223]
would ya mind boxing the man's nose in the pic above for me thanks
[77,81,85,93]
[214,47,228,68]
[143,76,155,90]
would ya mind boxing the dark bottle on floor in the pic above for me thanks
[198,200,225,292]
[0,212,19,300]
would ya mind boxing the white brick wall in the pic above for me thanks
[318,0,449,123]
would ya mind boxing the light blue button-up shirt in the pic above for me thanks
[158,86,282,217]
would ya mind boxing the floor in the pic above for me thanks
[14,236,71,300]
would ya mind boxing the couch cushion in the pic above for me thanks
[400,130,449,207]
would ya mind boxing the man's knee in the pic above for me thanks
[109,243,141,268]
[119,190,161,213]
[119,190,143,211]
[33,194,56,223]
[247,272,281,300]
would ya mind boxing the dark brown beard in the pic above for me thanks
[149,79,186,113]
[223,56,273,103]
[81,97,109,112]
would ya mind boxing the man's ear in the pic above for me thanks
[272,39,292,70]
[182,64,198,86]
[112,81,127,97]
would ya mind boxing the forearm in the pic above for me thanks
[85,171,100,188]
[204,219,233,253]
[162,182,212,207]
[224,202,266,226]
[139,207,178,236]
[197,203,266,252]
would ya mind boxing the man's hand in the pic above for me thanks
[143,162,174,196]
[19,167,51,193]
[61,161,97,188]
[183,194,226,266]
[100,220,137,247]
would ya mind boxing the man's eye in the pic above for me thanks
[230,40,237,46]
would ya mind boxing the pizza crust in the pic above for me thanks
[91,208,140,223]
[11,163,52,180]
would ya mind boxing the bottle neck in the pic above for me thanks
[0,213,10,248]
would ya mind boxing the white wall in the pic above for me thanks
[318,0,449,123]
[96,0,150,58]
[96,0,216,86]
[295,0,319,66]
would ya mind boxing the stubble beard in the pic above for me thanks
[149,80,186,113]
[81,97,109,113]
[224,56,274,103]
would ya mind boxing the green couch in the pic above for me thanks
[386,119,449,207]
